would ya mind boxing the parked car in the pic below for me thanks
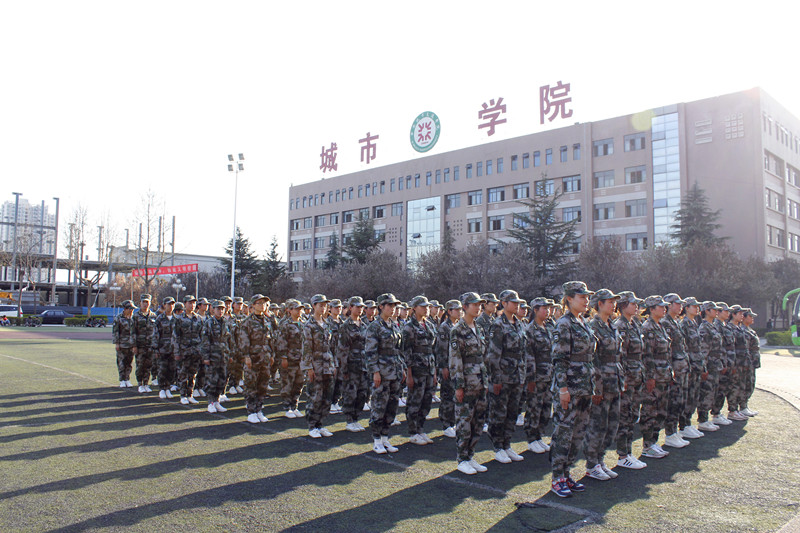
[37,309,73,324]
[0,304,20,318]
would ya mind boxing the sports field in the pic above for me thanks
[1,328,799,532]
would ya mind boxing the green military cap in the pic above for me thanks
[162,296,175,305]
[663,293,685,305]
[530,297,549,308]
[744,308,758,317]
[121,299,136,310]
[481,293,500,303]
[174,302,185,311]
[643,295,668,308]
[302,303,312,311]
[730,304,744,314]
[460,292,485,305]
[592,289,621,302]
[683,297,701,307]
[545,298,557,306]
[616,291,638,305]
[348,296,365,307]
[140,293,152,301]
[701,301,720,312]
[232,296,244,304]
[211,299,225,308]
[285,299,302,310]
[183,294,197,303]
[409,295,430,308]
[221,296,233,303]
[330,299,342,308]
[716,302,730,312]
[197,297,209,305]
[562,281,594,296]
[499,289,523,303]
[377,293,401,306]
[310,294,330,305]
[429,299,442,308]
[269,302,279,309]
[445,299,463,310]
[364,299,376,308]
[520,300,530,309]
[250,294,270,305]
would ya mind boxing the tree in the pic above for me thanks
[129,190,172,294]
[323,234,343,269]
[64,205,116,312]
[220,227,260,296]
[670,182,727,247]
[255,236,287,294]
[343,215,380,264]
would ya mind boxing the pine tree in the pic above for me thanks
[324,234,343,269]
[220,227,260,294]
[343,214,380,264]
[670,182,727,247]
[255,236,286,294]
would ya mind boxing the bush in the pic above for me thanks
[66,316,109,327]
[766,330,793,346]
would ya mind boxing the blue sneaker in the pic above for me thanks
[551,477,572,498]
[566,476,585,492]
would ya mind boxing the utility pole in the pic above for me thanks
[10,192,21,295]
[51,197,59,305]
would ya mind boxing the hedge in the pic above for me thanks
[765,330,794,346]
[66,316,108,327]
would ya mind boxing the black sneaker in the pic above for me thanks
[551,478,572,498]
[566,476,585,492]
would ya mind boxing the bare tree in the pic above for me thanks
[64,205,117,313]
[13,227,45,314]
[130,190,172,293]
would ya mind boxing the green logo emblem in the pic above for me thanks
[410,111,441,153]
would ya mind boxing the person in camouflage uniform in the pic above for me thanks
[202,300,231,413]
[639,296,672,459]
[268,302,282,389]
[524,297,553,454]
[711,303,736,425]
[113,299,136,387]
[437,300,462,438]
[225,297,246,397]
[365,293,405,454]
[327,299,345,413]
[172,295,203,405]
[193,298,210,397]
[741,309,760,417]
[401,295,438,445]
[697,301,724,431]
[550,281,597,498]
[152,297,177,398]
[725,305,749,420]
[277,299,306,418]
[450,292,489,475]
[338,296,369,432]
[680,298,706,438]
[302,295,337,437]
[584,289,623,481]
[661,293,691,448]
[238,294,273,424]
[131,294,157,392]
[614,291,647,469]
[476,293,499,332]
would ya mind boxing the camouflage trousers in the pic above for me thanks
[157,351,176,390]
[341,368,370,423]
[665,369,689,435]
[227,351,244,391]
[681,369,705,429]
[711,366,733,415]
[743,367,757,408]
[697,359,723,422]
[280,361,305,410]
[405,367,436,435]
[307,375,333,430]
[726,365,751,412]
[455,381,487,462]
[134,347,154,385]
[116,347,134,381]
[195,361,206,391]
[640,380,669,448]
[438,369,455,429]
[487,384,523,451]
[551,395,592,479]
[176,350,201,398]
[524,379,552,442]
[369,377,402,439]
[243,353,270,414]
[616,379,644,457]
[583,391,621,467]
[330,372,344,406]
[203,355,227,401]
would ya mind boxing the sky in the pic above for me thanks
[2,0,799,263]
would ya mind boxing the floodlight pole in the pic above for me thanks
[228,153,244,299]
[10,192,21,294]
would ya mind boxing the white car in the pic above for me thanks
[0,304,20,318]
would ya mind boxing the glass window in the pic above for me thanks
[330,213,339,225]
[593,170,615,188]
[358,207,369,220]
[454,166,460,181]
[624,133,646,152]
[511,155,518,171]
[315,215,327,227]
[406,176,412,189]
[468,190,482,205]
[513,183,529,199]
[336,190,341,202]
[415,174,420,188]
[562,175,581,192]
[560,145,568,162]
[562,206,581,222]
[573,143,581,160]
[497,158,504,173]
[625,199,646,217]
[406,197,441,270]
[488,187,505,203]
[348,187,353,199]
[291,239,300,251]
[343,210,354,223]
[444,168,450,182]
[373,205,386,218]
[488,215,505,231]
[535,179,554,197]
[466,164,473,179]
[303,217,312,229]
[446,193,461,211]
[302,238,312,250]
[365,184,370,197]
[486,160,493,175]
[436,169,441,183]
[592,138,614,156]
[626,233,648,251]
[314,237,325,249]
[594,202,615,220]
[375,229,386,242]
[477,161,483,177]
[522,153,530,168]
[398,177,404,190]
[546,148,553,165]
[302,197,307,208]
[426,171,432,185]
[391,202,403,217]
[468,218,482,233]
[625,165,646,184]
[533,151,541,167]
[358,185,363,198]
[291,219,301,231]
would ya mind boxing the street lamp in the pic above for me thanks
[172,277,185,300]
[227,153,244,298]
[109,284,122,317]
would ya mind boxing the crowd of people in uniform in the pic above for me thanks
[111,281,761,498]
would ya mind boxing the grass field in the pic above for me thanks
[1,328,799,532]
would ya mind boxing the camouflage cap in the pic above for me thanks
[643,295,668,308]
[174,302,185,311]
[683,297,701,307]
[562,281,594,296]
[329,299,342,308]
[460,292,485,306]
[616,291,641,305]
[364,300,376,308]
[183,294,197,303]
[302,302,312,310]
[445,299,463,310]
[520,300,530,309]
[162,296,176,305]
[310,294,330,306]
[716,302,730,312]
[409,295,430,308]
[429,299,442,308]
[481,293,500,303]
[197,297,209,306]
[377,293,401,306]
[211,299,226,308]
[545,298,557,306]
[140,293,152,301]
[744,307,758,317]
[701,301,720,312]
[222,296,233,303]
[530,297,550,308]
[232,296,244,304]
[250,293,270,305]
[397,301,408,309]
[269,302,279,309]
[348,296,365,307]
[499,289,523,303]
[730,304,744,314]
[285,299,302,310]
[663,293,685,305]
[121,299,136,310]
[593,288,621,302]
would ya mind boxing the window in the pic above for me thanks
[789,199,800,220]
[533,151,541,166]
[358,185,363,198]
[626,233,648,251]
[336,190,341,202]
[522,153,530,168]
[488,243,502,255]
[406,176,412,189]
[446,193,461,211]
[546,148,553,165]
[513,183,529,199]
[444,168,450,182]
[415,174,420,188]
[560,145,568,162]
[302,197,307,208]
[625,198,646,217]
[291,219,301,231]
[468,190,482,205]
[535,179,554,197]
[426,171,432,186]
[573,143,581,160]
[593,170,615,188]
[593,138,614,156]
[314,237,325,249]
[314,194,318,205]
[348,187,353,199]
[380,181,385,194]
[477,161,483,176]
[562,206,581,222]
[454,166,460,180]
[466,164,473,179]
[488,187,505,203]
[488,215,505,231]
[594,202,615,220]
[375,229,386,242]
[569,239,581,254]
[302,238,312,250]
[342,233,352,245]
[436,169,441,183]
[486,159,493,175]
[511,155,518,171]
[468,218,482,233]
[562,175,581,192]
[329,235,337,246]
[497,158,504,173]
[513,214,529,229]
[315,215,327,227]
[790,233,800,253]
[358,207,369,220]
[398,177,404,190]
[391,202,403,217]
[290,239,300,251]
[390,178,396,192]
[624,133,646,152]
[373,205,386,218]
[766,189,785,212]
[625,165,646,184]
[330,213,339,225]
[343,210,354,223]
[303,217,313,229]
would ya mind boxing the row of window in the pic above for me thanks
[763,113,800,154]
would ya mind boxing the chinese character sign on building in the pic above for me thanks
[478,97,507,136]
[320,142,338,173]
[131,263,199,278]
[540,81,573,124]
[359,132,379,164]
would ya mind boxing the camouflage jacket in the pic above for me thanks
[327,317,343,358]
[277,319,304,362]
[237,313,273,359]
[172,312,204,355]
[681,316,704,372]
[202,315,231,361]
[527,321,552,381]
[699,319,723,367]
[448,319,487,391]
[226,313,246,356]
[152,314,176,354]
[614,315,643,363]
[745,326,761,369]
[436,320,458,370]
[588,315,623,395]
[486,314,526,386]
[401,315,437,372]
[552,312,597,396]
[641,317,672,383]
[662,314,689,375]
[131,309,157,348]
[302,318,335,376]
[112,315,135,348]
[733,324,750,367]
[337,318,367,374]
[715,319,735,368]
[475,312,495,333]
[365,318,405,380]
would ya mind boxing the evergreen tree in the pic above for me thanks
[343,214,380,264]
[670,182,727,247]
[220,227,260,294]
[324,234,343,269]
[255,236,286,294]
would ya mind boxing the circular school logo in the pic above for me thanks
[410,111,441,153]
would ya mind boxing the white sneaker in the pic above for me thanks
[213,402,226,413]
[697,421,719,431]
[293,409,303,418]
[409,434,428,445]
[125,380,133,387]
[187,396,199,405]
[239,379,244,387]
[443,426,456,438]
[164,390,173,399]
[197,389,207,397]
[152,378,159,386]
[586,464,610,480]
[247,413,261,424]
[381,436,398,453]
[192,389,201,398]
[180,397,190,405]
[398,398,407,407]
[432,395,441,403]
[421,433,433,444]
[207,403,217,413]
[346,422,365,432]
[330,403,341,414]
[617,455,646,469]
[144,385,152,392]
[729,411,748,421]
[373,438,387,454]
[391,417,401,426]
[712,414,732,425]
[363,402,371,411]
[483,423,488,433]
[138,385,146,393]
[538,439,551,452]
[219,394,229,403]
[257,411,269,422]
[601,463,618,478]
[742,407,758,416]
[653,444,669,456]
[515,414,525,426]
[170,385,178,392]
[319,427,333,437]
[228,387,238,396]
[505,448,524,462]
[468,459,488,472]
[286,410,297,419]
[528,441,546,454]
[641,445,667,458]
[120,381,127,388]
[681,427,702,439]
[494,449,512,464]
[309,428,322,438]
[159,390,167,399]
[236,386,244,394]
[457,461,477,475]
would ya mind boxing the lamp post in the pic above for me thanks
[172,277,185,300]
[10,192,21,295]
[227,153,244,298]
[109,284,122,317]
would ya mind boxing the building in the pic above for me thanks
[287,87,800,279]
[0,197,57,283]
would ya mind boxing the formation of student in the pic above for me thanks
[111,282,761,498]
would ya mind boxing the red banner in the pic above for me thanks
[131,263,198,277]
